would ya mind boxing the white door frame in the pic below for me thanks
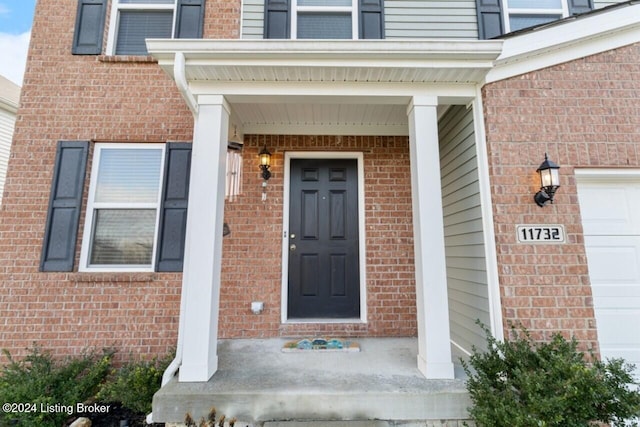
[281,151,367,323]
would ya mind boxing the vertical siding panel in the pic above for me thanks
[438,105,490,359]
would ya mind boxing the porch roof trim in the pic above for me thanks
[487,2,640,83]
[146,40,504,112]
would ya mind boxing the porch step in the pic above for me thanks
[264,423,388,427]
[153,339,471,424]
[263,422,471,427]
[168,421,472,427]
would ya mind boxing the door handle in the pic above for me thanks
[290,244,297,251]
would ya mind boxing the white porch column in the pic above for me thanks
[178,95,230,382]
[407,96,455,379]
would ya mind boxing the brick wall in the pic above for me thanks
[10,0,637,365]
[482,42,640,349]
[221,135,417,339]
[203,0,242,38]
[0,0,238,363]
[0,2,417,362]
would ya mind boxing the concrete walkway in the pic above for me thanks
[153,338,471,425]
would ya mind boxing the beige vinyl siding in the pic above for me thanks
[0,108,16,205]
[242,0,265,39]
[243,0,624,40]
[243,0,479,39]
[384,0,478,40]
[438,105,490,357]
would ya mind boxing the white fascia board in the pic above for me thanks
[486,4,640,83]
[190,81,479,101]
[148,39,503,63]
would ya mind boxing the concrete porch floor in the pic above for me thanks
[152,338,472,425]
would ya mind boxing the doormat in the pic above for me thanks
[282,338,360,352]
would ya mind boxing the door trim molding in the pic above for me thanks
[281,151,367,324]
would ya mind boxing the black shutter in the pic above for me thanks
[476,0,504,39]
[568,0,593,16]
[264,0,290,39]
[72,0,108,55]
[40,141,89,272]
[176,0,206,39]
[156,143,192,272]
[359,0,385,39]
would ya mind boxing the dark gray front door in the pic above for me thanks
[288,158,360,318]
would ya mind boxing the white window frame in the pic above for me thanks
[79,143,166,272]
[106,0,178,55]
[503,0,569,33]
[291,0,358,40]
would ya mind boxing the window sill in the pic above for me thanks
[98,55,158,64]
[70,272,176,283]
[284,318,365,324]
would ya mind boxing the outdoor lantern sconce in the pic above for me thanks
[534,153,561,207]
[259,145,272,181]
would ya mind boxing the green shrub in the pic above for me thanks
[462,323,640,427]
[97,353,172,414]
[0,346,113,427]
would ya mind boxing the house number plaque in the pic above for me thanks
[516,224,565,244]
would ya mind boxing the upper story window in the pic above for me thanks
[476,0,593,39]
[294,0,357,39]
[108,0,176,55]
[72,0,205,56]
[504,0,567,32]
[264,0,384,40]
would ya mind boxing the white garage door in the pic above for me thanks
[577,173,640,377]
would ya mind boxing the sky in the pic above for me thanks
[0,0,36,86]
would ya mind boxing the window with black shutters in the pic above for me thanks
[41,142,192,273]
[264,0,384,40]
[72,0,205,56]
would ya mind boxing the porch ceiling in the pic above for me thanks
[231,101,410,135]
[147,39,503,135]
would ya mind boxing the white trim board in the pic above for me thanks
[79,143,166,273]
[575,168,640,182]
[281,151,367,324]
[472,92,504,342]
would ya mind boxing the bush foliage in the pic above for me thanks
[0,345,174,426]
[97,353,172,414]
[462,323,640,427]
[0,346,113,427]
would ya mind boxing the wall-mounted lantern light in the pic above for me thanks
[534,153,560,207]
[258,145,272,181]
